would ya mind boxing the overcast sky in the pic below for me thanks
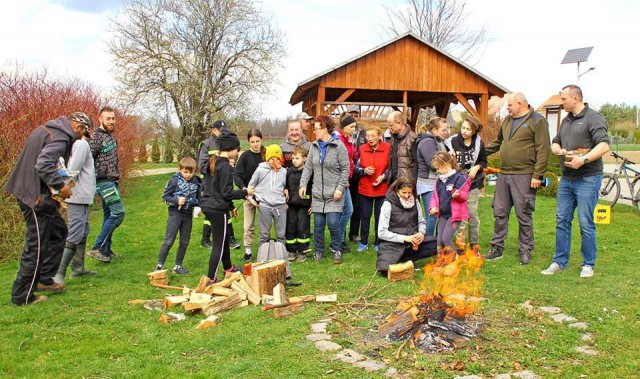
[1,0,638,120]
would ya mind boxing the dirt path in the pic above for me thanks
[130,167,176,177]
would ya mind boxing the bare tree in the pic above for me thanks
[384,0,486,62]
[109,0,285,155]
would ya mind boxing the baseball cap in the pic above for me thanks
[296,112,314,120]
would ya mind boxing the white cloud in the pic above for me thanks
[2,0,638,121]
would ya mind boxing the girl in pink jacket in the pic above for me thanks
[428,152,471,250]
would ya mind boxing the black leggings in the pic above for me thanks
[203,210,233,280]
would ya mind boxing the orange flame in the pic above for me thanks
[419,245,484,317]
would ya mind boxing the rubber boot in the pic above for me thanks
[71,241,98,278]
[53,244,76,285]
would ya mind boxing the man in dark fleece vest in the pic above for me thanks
[4,112,93,305]
[87,107,125,263]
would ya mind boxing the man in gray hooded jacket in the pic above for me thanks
[4,112,93,305]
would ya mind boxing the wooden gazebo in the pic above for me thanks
[289,32,508,137]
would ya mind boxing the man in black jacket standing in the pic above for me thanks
[87,107,124,263]
[5,112,93,305]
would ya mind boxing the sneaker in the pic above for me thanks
[36,282,66,293]
[229,237,241,249]
[349,234,360,243]
[288,252,297,262]
[341,242,351,254]
[87,249,111,263]
[519,252,531,265]
[374,245,379,253]
[296,253,307,262]
[155,264,163,271]
[201,241,212,249]
[224,265,240,273]
[541,262,562,275]
[580,265,594,278]
[108,251,120,259]
[484,247,503,260]
[357,243,368,252]
[332,250,343,265]
[173,265,191,275]
[243,253,253,262]
[313,252,324,261]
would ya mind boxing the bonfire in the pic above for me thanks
[379,242,485,353]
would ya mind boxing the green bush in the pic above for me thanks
[164,140,175,163]
[538,171,560,198]
[634,129,640,144]
[487,152,501,169]
[137,142,148,163]
[486,152,560,197]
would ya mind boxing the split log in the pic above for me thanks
[209,287,235,297]
[194,275,210,293]
[274,303,306,319]
[189,293,213,304]
[378,309,417,339]
[246,260,286,296]
[196,315,220,330]
[211,272,242,288]
[183,302,204,313]
[273,283,287,305]
[388,261,414,282]
[202,293,244,316]
[262,294,275,305]
[159,312,186,324]
[151,283,185,291]
[147,270,169,286]
[163,295,189,309]
[288,295,316,303]
[231,277,261,305]
[315,294,338,303]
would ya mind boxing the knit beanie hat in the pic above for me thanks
[217,130,240,151]
[265,144,283,162]
[340,115,357,128]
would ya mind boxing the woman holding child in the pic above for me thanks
[299,115,350,265]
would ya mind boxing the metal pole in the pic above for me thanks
[576,62,580,84]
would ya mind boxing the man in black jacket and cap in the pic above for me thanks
[4,112,93,305]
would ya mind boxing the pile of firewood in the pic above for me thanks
[135,260,337,330]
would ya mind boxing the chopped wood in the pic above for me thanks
[388,261,414,282]
[163,295,189,309]
[189,293,213,304]
[194,275,210,293]
[397,298,416,312]
[159,312,186,324]
[274,303,306,319]
[182,287,192,296]
[183,302,204,313]
[147,270,168,280]
[209,287,235,297]
[261,294,275,305]
[202,293,244,316]
[316,294,338,303]
[152,283,185,291]
[378,309,417,339]
[239,300,249,308]
[211,271,242,288]
[232,277,261,305]
[262,302,294,311]
[247,260,286,296]
[288,295,316,303]
[196,315,220,330]
[273,283,287,305]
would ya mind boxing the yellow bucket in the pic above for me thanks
[594,204,611,224]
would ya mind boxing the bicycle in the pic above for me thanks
[599,151,640,209]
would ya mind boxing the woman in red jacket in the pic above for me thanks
[355,126,390,252]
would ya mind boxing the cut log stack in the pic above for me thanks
[140,261,338,329]
[387,261,414,282]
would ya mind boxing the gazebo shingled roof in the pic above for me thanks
[289,32,508,137]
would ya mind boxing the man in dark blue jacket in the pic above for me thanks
[4,112,93,305]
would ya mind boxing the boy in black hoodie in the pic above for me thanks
[284,146,312,262]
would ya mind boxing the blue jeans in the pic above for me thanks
[420,191,437,237]
[313,212,342,254]
[92,181,125,256]
[553,174,602,268]
[339,189,354,244]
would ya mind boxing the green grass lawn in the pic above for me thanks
[1,175,639,378]
[611,143,640,152]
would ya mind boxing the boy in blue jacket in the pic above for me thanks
[155,157,201,275]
